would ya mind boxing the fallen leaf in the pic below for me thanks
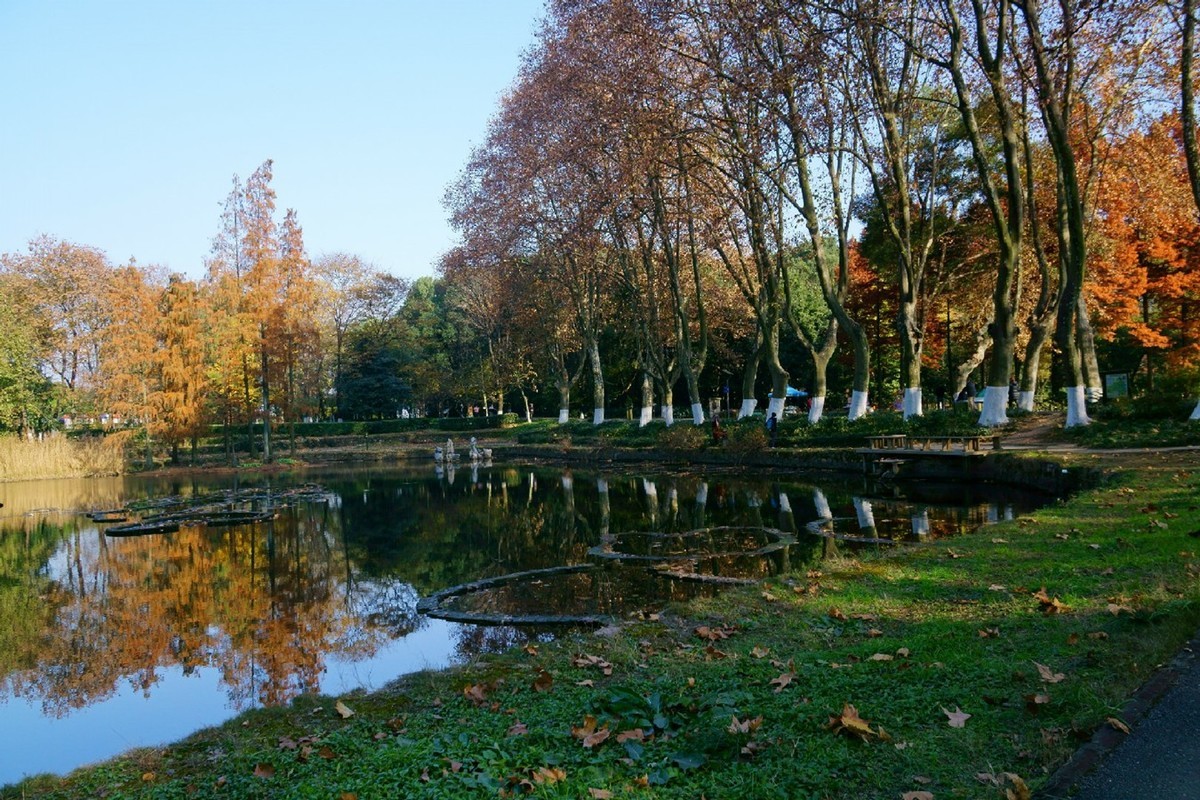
[588,789,614,799]
[942,706,971,728]
[576,679,595,687]
[902,792,934,800]
[533,670,554,693]
[913,775,932,784]
[1067,633,1080,646]
[825,702,880,741]
[869,653,894,661]
[1003,773,1031,800]
[141,772,155,783]
[1107,603,1134,615]
[706,645,730,659]
[340,794,358,800]
[896,647,910,658]
[770,672,795,692]
[989,584,1007,592]
[531,766,566,784]
[582,728,610,749]
[750,646,770,659]
[463,684,488,706]
[334,699,355,719]
[1035,662,1065,683]
[616,728,645,743]
[252,763,275,779]
[507,722,529,737]
[1032,588,1071,615]
[318,745,336,760]
[694,625,735,641]
[867,628,883,638]
[762,590,778,602]
[1107,716,1131,734]
[1088,631,1109,640]
[728,714,763,734]
[992,537,1008,543]
[828,607,848,621]
[524,645,538,656]
[979,628,1000,638]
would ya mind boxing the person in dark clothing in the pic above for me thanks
[765,412,778,447]
[711,414,727,443]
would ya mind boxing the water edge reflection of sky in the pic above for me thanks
[0,463,1049,785]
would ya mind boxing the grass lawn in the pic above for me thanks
[4,443,1199,799]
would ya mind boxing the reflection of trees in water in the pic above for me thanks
[0,503,418,715]
[1,467,1042,720]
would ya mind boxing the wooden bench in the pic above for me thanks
[905,435,997,452]
[866,434,908,450]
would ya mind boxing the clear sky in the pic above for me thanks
[0,0,545,281]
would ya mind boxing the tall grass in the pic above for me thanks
[0,433,127,482]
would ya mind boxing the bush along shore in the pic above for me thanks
[4,440,1199,799]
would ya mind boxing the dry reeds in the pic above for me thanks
[0,432,127,482]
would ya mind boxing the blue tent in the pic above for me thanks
[768,385,807,399]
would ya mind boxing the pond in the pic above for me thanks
[0,462,1049,785]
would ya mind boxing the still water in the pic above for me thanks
[0,462,1045,784]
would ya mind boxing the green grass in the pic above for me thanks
[7,452,1199,799]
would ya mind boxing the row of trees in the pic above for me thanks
[0,161,441,460]
[3,2,1200,447]
[442,0,1200,428]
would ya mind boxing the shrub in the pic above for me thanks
[657,423,706,450]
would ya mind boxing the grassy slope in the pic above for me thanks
[5,445,1200,799]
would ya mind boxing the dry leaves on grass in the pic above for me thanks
[825,703,884,742]
[941,706,971,728]
[1032,587,1071,615]
[572,653,614,675]
[334,699,355,719]
[1034,662,1065,683]
[571,715,611,749]
[694,625,737,641]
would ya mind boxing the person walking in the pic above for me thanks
[765,412,778,447]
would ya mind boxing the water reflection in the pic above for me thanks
[0,464,1047,784]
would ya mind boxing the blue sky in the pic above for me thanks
[0,0,545,281]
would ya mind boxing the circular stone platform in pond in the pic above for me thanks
[417,565,616,625]
[805,517,898,545]
[587,525,796,563]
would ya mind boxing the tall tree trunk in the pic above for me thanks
[739,335,764,419]
[587,336,605,425]
[639,370,655,427]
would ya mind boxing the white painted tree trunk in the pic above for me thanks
[592,408,605,425]
[911,510,930,539]
[808,395,826,424]
[766,395,786,419]
[558,408,570,424]
[813,488,832,520]
[853,497,875,530]
[1064,386,1091,427]
[779,492,792,513]
[1190,398,1200,420]
[695,482,708,506]
[977,386,1010,427]
[690,402,705,425]
[902,387,923,420]
[639,406,654,427]
[1018,390,1036,412]
[738,398,757,419]
[562,475,573,491]
[848,390,869,420]
[1086,386,1103,403]
[661,404,675,426]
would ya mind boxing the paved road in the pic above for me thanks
[1052,638,1200,799]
